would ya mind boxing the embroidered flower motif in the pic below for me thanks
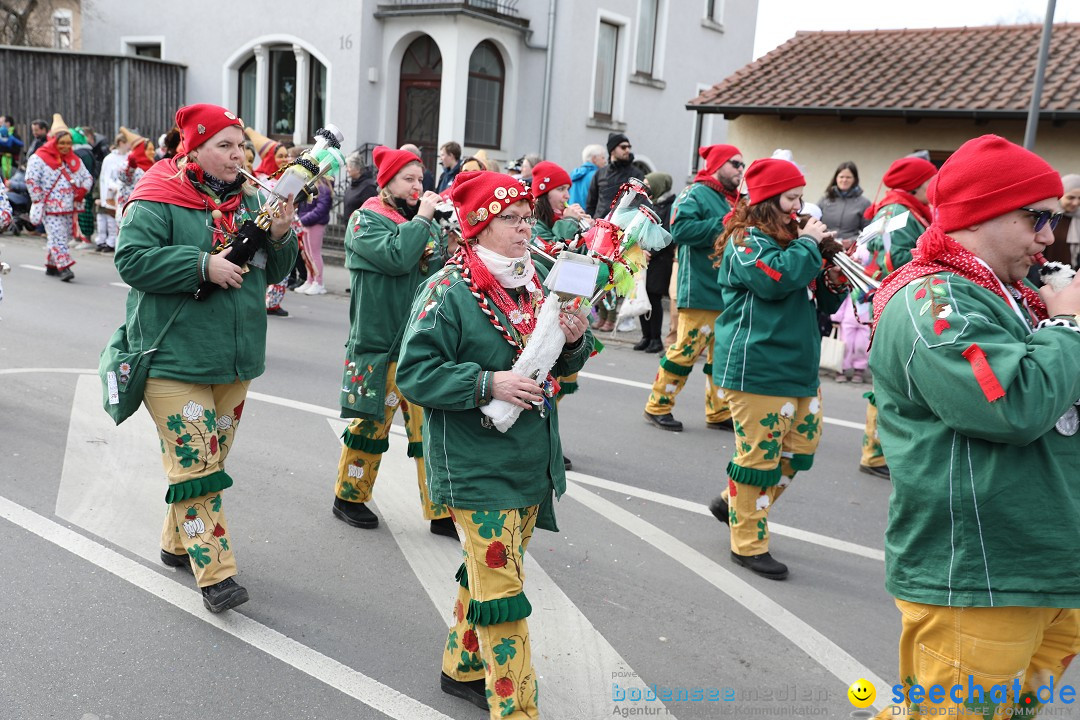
[509,309,525,324]
[756,491,771,511]
[495,677,515,697]
[462,629,480,653]
[486,541,508,568]
[209,435,218,455]
[213,523,226,538]
[183,516,206,538]
[664,383,678,393]
[728,479,737,497]
[779,402,796,418]
[384,391,399,407]
[700,325,712,336]
[937,304,953,319]
[347,461,364,480]
[182,401,204,422]
[216,415,233,430]
[809,397,821,415]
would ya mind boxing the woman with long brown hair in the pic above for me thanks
[706,159,846,580]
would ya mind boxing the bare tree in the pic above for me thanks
[0,0,78,48]
[0,0,41,46]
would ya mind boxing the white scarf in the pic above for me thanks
[474,243,536,289]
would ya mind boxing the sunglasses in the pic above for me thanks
[727,159,745,170]
[1020,207,1064,232]
[616,143,632,150]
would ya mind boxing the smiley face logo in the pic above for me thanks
[847,679,876,708]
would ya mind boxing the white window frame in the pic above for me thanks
[590,10,631,123]
[52,9,72,49]
[633,0,668,80]
[120,35,166,58]
[703,0,725,32]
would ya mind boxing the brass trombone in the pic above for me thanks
[831,248,881,296]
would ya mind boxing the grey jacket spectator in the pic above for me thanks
[817,189,871,240]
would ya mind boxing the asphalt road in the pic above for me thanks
[0,231,909,719]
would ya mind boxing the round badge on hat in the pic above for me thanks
[508,187,519,198]
[225,111,237,120]
[476,207,488,221]
[494,187,507,200]
[489,201,502,214]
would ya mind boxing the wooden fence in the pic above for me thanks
[0,45,185,145]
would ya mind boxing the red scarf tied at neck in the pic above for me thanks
[34,135,82,173]
[124,155,246,243]
[871,224,1048,342]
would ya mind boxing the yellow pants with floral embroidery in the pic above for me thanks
[443,506,538,720]
[876,601,1080,719]
[645,307,730,423]
[144,377,249,588]
[335,362,447,520]
[719,388,823,556]
[861,392,887,468]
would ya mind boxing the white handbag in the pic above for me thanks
[819,326,846,374]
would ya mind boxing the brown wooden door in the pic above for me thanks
[397,35,442,173]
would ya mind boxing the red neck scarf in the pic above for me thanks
[694,176,740,205]
[34,136,81,172]
[255,143,282,178]
[871,224,1048,341]
[125,156,246,245]
[865,189,932,227]
[360,195,406,224]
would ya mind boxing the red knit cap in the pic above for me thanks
[882,157,937,191]
[695,144,740,182]
[930,134,1064,232]
[744,159,806,204]
[373,145,422,188]
[451,170,533,239]
[174,103,243,154]
[530,161,572,198]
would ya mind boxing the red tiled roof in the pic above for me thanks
[689,24,1080,120]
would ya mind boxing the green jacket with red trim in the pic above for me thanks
[871,272,1080,607]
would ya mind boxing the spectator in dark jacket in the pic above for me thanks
[436,140,462,193]
[816,161,871,240]
[586,132,644,218]
[343,151,377,221]
[26,119,48,157]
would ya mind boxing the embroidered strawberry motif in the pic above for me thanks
[914,288,927,300]
[455,600,464,624]
[486,541,508,568]
[186,507,197,520]
[933,318,951,335]
[209,435,218,455]
[213,523,226,538]
[233,401,245,421]
[495,677,515,697]
[462,629,480,653]
[728,479,737,497]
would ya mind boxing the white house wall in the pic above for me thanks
[79,0,758,190]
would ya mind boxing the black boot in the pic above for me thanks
[708,497,729,526]
[440,672,489,710]
[632,337,650,351]
[644,340,664,353]
[58,267,75,282]
[201,577,249,613]
[859,464,891,479]
[563,455,572,471]
[730,551,788,580]
[706,418,734,431]
[643,411,683,432]
[430,516,458,539]
[332,497,379,528]
[160,548,192,573]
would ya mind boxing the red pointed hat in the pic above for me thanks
[174,103,242,154]
[928,134,1063,232]
[695,144,740,182]
[882,157,937,191]
[530,161,572,198]
[451,170,533,239]
[744,159,805,204]
[373,145,421,187]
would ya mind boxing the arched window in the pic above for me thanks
[464,41,504,149]
[398,35,442,171]
[235,43,327,144]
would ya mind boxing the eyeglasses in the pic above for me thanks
[616,143,632,151]
[1020,207,1064,232]
[727,160,745,170]
[494,213,538,228]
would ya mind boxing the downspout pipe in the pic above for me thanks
[537,0,557,157]
[1023,0,1056,150]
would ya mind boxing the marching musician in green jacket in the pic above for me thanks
[114,103,298,613]
[397,171,592,719]
[332,146,454,536]
[707,159,846,581]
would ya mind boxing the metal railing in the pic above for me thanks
[378,0,520,16]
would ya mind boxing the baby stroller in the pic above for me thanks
[5,167,36,235]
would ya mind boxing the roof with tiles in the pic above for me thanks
[688,23,1080,120]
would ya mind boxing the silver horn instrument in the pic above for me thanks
[830,248,881,296]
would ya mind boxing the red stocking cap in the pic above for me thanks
[174,103,242,154]
[451,170,533,239]
[374,145,422,188]
[530,161,572,198]
[929,134,1063,232]
[882,157,937,191]
[694,144,740,183]
[744,158,805,205]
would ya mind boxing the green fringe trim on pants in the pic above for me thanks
[341,427,390,454]
[863,390,876,406]
[407,441,424,458]
[659,355,693,377]
[165,470,233,504]
[727,461,781,488]
[702,362,713,376]
[456,562,469,588]
[467,592,533,626]
[557,381,579,398]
